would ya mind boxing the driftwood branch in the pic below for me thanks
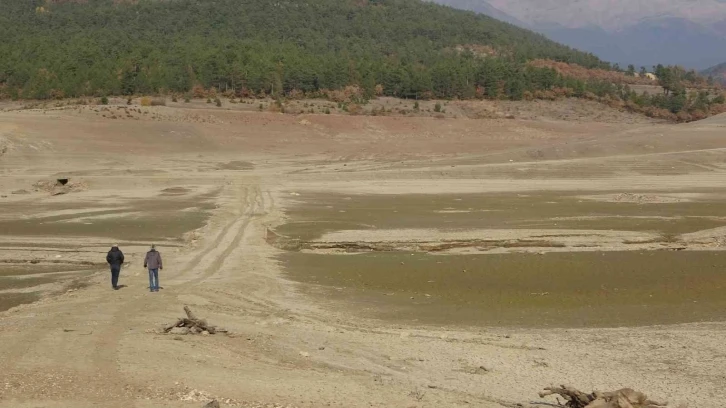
[202,399,220,408]
[164,318,184,332]
[184,305,198,321]
[163,306,228,335]
[539,386,669,408]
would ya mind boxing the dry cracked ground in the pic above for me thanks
[1,100,726,408]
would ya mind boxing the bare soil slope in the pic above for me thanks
[1,103,725,408]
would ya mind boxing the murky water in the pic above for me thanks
[280,251,726,328]
[0,194,215,242]
[0,264,95,312]
[276,191,726,241]
[277,190,726,328]
[0,293,40,312]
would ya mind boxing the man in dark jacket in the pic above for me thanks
[106,244,124,290]
[143,244,163,292]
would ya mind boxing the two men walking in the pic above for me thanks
[105,244,163,292]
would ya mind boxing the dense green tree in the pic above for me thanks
[0,0,720,121]
[0,0,609,99]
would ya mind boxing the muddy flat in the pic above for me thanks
[280,251,726,327]
[1,102,726,408]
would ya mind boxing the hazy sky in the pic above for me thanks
[485,0,726,30]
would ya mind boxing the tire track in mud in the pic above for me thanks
[201,186,305,314]
[169,183,252,284]
[181,185,289,315]
[181,184,265,285]
[84,181,264,399]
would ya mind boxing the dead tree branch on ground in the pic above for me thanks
[539,386,669,408]
[163,305,228,335]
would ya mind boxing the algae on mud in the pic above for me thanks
[275,191,726,242]
[279,251,726,328]
[0,194,215,242]
[0,264,97,311]
[0,276,56,290]
[0,264,87,277]
[276,190,726,327]
[0,292,40,312]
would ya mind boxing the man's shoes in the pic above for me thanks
[113,286,119,290]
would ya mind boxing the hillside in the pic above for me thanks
[1,0,723,122]
[0,0,607,100]
[703,62,726,84]
[434,0,726,69]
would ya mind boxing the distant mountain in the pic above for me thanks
[433,0,726,70]
[540,17,726,69]
[703,62,726,84]
[429,0,525,26]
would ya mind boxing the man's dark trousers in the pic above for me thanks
[111,265,121,288]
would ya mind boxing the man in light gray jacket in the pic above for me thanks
[143,244,163,292]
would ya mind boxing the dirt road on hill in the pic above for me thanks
[1,102,726,408]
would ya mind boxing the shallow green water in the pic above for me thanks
[0,194,215,242]
[0,264,96,311]
[0,292,40,312]
[280,251,726,328]
[276,191,726,241]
